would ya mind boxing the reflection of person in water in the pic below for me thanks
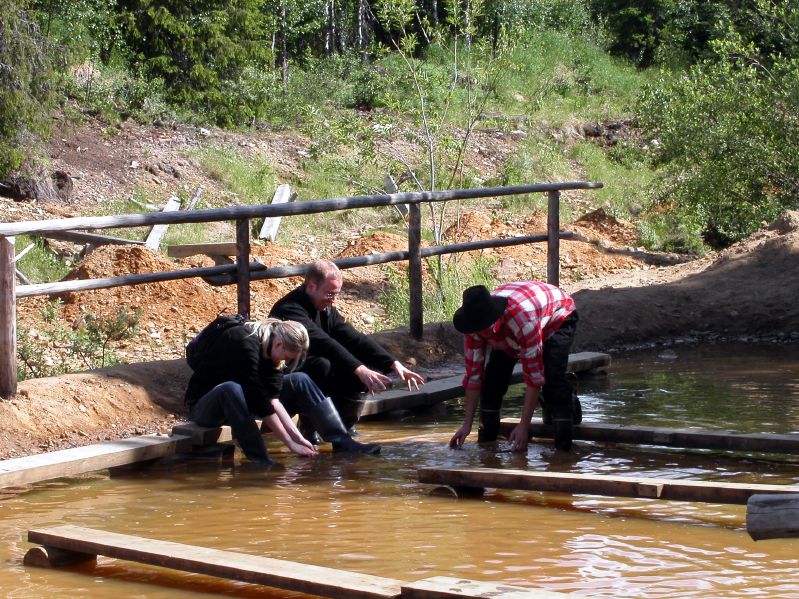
[449,282,579,452]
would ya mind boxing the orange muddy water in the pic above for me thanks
[2,343,798,598]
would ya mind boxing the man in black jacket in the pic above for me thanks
[270,260,424,430]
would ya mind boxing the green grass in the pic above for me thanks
[569,140,656,218]
[15,236,71,283]
[498,30,654,124]
[379,255,497,330]
[190,146,277,205]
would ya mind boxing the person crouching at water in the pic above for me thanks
[184,317,380,467]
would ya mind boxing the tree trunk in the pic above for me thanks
[278,2,289,87]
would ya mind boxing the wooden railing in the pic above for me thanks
[0,182,602,397]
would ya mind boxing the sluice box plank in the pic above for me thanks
[27,525,402,599]
[361,352,609,417]
[418,467,799,504]
[499,419,799,454]
[0,434,191,488]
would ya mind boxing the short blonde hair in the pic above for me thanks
[244,318,309,371]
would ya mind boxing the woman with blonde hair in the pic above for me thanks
[185,316,379,467]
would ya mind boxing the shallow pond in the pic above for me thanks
[1,343,798,598]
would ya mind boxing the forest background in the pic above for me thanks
[1,0,798,381]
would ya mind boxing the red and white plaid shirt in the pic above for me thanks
[462,281,575,390]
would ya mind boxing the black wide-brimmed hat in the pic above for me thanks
[452,285,508,334]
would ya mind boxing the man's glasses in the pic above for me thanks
[324,291,340,299]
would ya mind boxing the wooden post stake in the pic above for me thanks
[408,203,423,340]
[0,236,17,398]
[547,190,560,286]
[235,219,251,318]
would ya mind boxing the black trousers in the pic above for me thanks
[478,311,578,441]
[299,355,366,429]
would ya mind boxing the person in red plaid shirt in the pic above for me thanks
[449,281,580,451]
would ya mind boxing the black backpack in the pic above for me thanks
[185,314,246,371]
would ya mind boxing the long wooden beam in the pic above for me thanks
[417,467,799,504]
[26,525,403,599]
[41,230,145,246]
[0,182,603,236]
[0,434,191,488]
[361,353,609,417]
[167,242,237,259]
[19,233,574,297]
[499,419,799,454]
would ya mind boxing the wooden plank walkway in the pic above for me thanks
[0,434,191,489]
[25,526,573,598]
[499,419,799,454]
[417,467,799,504]
[361,351,609,417]
[26,524,403,599]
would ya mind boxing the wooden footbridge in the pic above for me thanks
[24,525,567,598]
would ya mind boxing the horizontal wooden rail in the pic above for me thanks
[0,182,601,236]
[16,261,266,298]
[42,230,145,246]
[26,525,403,599]
[499,419,799,454]
[16,232,573,298]
[417,467,799,504]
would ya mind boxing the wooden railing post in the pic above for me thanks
[0,236,17,398]
[408,203,423,340]
[235,219,251,318]
[546,190,560,287]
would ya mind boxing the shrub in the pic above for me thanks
[639,30,799,246]
[0,2,57,177]
[17,302,141,380]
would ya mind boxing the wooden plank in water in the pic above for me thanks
[402,576,570,598]
[499,419,799,454]
[27,525,402,599]
[0,434,191,489]
[417,467,799,504]
[361,352,610,417]
[746,493,799,540]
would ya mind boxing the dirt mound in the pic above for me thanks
[57,245,228,336]
[336,230,411,257]
[438,209,649,282]
[443,211,497,241]
[572,207,640,247]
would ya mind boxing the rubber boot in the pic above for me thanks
[477,409,500,443]
[306,397,380,455]
[541,393,582,425]
[335,395,365,432]
[297,416,322,446]
[572,391,583,425]
[553,418,573,451]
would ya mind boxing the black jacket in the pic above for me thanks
[184,323,281,417]
[270,284,396,375]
